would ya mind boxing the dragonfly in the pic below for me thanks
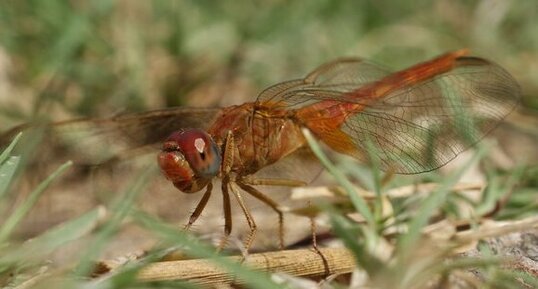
[3,49,520,251]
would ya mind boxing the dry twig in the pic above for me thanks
[135,247,355,286]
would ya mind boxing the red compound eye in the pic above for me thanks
[164,129,221,178]
[157,129,221,193]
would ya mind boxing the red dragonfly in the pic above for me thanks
[4,49,520,250]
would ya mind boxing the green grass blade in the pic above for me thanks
[0,207,104,270]
[398,145,488,253]
[0,160,73,243]
[302,128,375,228]
[0,132,22,164]
[362,136,385,223]
[328,208,383,275]
[73,165,155,277]
[0,132,22,199]
[0,156,20,200]
[133,211,283,289]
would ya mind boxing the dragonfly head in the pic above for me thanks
[158,129,221,193]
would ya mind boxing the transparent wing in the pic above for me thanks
[2,107,221,165]
[257,56,520,174]
[341,57,520,173]
[256,58,391,108]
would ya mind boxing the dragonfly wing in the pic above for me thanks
[256,58,391,109]
[257,55,520,174]
[0,107,220,239]
[340,57,520,173]
[3,107,221,165]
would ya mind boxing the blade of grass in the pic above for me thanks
[506,270,538,288]
[0,133,21,199]
[0,156,20,200]
[91,248,178,289]
[73,165,155,277]
[0,206,105,270]
[408,256,505,288]
[362,136,385,221]
[0,160,73,243]
[328,207,384,275]
[133,211,284,289]
[398,145,488,253]
[0,132,22,164]
[302,128,375,228]
[476,165,525,217]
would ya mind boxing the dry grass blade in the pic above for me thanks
[291,182,484,200]
[113,248,355,286]
[453,216,538,244]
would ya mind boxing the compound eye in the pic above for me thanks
[165,129,221,178]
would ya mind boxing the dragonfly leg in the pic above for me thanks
[308,202,330,277]
[183,182,213,231]
[240,176,307,187]
[221,130,235,174]
[217,175,233,252]
[229,182,257,254]
[236,181,285,250]
[216,130,235,252]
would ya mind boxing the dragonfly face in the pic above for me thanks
[157,129,221,193]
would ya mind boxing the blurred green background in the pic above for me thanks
[0,0,536,128]
[0,2,537,287]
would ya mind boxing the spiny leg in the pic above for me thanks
[240,177,306,249]
[308,202,329,277]
[229,182,257,254]
[217,176,232,252]
[217,130,235,252]
[221,130,235,174]
[241,177,306,187]
[184,182,213,231]
[237,182,285,250]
